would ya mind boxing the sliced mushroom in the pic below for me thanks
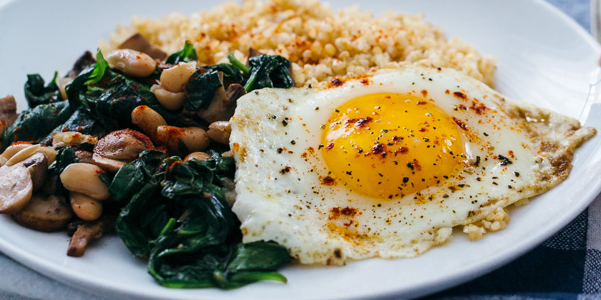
[196,83,246,123]
[67,51,96,79]
[40,175,58,196]
[221,177,237,207]
[75,150,94,164]
[12,194,73,232]
[118,33,167,61]
[0,165,33,214]
[67,216,112,257]
[94,129,153,161]
[0,95,18,144]
[19,152,48,192]
[184,151,211,162]
[246,48,264,65]
[92,153,126,173]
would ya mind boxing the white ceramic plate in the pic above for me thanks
[0,0,600,299]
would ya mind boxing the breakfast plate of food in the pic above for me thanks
[0,0,600,299]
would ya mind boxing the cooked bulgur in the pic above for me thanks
[106,0,496,87]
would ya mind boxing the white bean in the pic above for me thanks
[160,61,197,93]
[60,163,110,200]
[131,105,167,140]
[105,49,156,78]
[151,84,185,111]
[156,125,210,153]
[207,121,231,145]
[1,144,31,161]
[36,147,58,165]
[56,77,73,100]
[70,192,103,221]
[5,144,40,166]
[1,144,57,165]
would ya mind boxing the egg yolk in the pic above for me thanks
[321,93,466,199]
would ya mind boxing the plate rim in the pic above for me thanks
[0,0,599,299]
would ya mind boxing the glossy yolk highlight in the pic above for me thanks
[321,93,466,199]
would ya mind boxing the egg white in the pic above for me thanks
[230,65,596,265]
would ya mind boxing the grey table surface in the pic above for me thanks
[0,1,595,300]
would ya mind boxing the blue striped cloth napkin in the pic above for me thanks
[432,2,601,299]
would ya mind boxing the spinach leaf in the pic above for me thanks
[84,49,109,85]
[183,69,223,111]
[24,72,61,108]
[202,63,245,84]
[109,150,167,204]
[160,159,215,200]
[43,108,107,142]
[1,101,73,147]
[244,54,294,92]
[115,177,169,258]
[114,155,291,289]
[216,242,291,288]
[165,41,198,65]
[147,192,236,288]
[47,146,78,196]
[67,65,176,131]
[227,53,249,76]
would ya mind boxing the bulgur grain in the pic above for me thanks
[105,0,496,86]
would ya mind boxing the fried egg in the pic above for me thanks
[229,65,596,265]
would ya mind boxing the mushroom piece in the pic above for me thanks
[40,175,58,196]
[91,153,126,173]
[67,216,113,257]
[74,150,94,164]
[118,33,167,61]
[221,177,237,207]
[0,95,18,150]
[19,152,48,192]
[184,151,211,162]
[246,47,264,65]
[196,83,246,124]
[12,194,73,232]
[94,129,153,161]
[67,51,96,79]
[0,95,18,124]
[0,165,33,214]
